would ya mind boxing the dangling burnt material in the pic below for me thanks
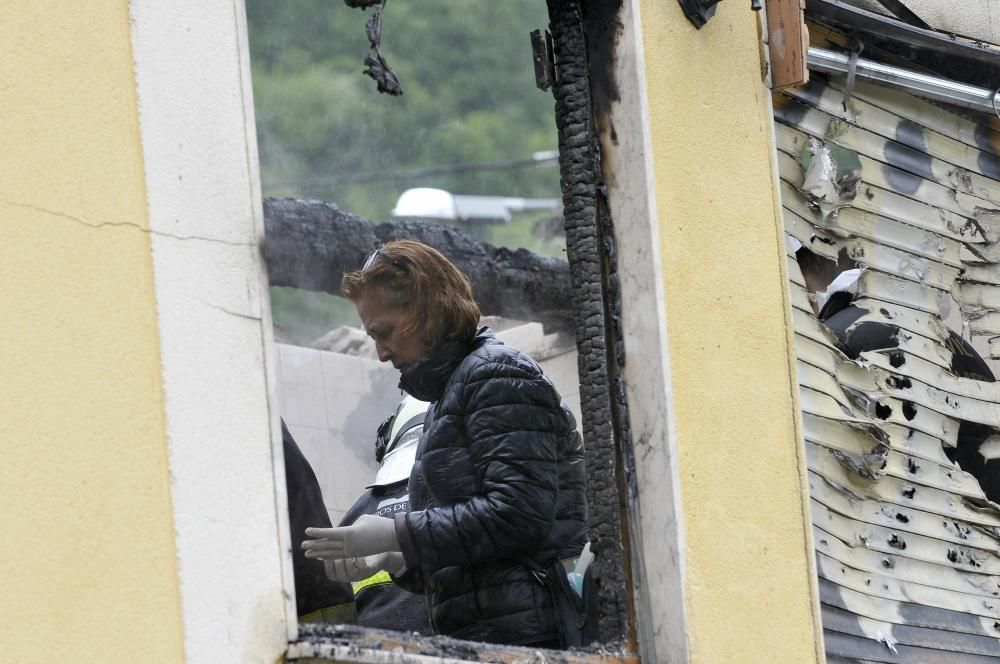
[343,0,403,96]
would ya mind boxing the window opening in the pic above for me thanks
[247,0,637,658]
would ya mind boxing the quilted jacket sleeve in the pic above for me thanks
[395,357,564,568]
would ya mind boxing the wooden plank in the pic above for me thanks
[766,0,809,89]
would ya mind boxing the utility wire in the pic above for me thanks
[276,151,559,189]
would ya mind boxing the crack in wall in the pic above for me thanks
[200,300,262,322]
[1,197,255,248]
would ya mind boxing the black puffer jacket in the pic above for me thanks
[392,328,589,645]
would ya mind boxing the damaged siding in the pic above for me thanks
[776,74,1000,662]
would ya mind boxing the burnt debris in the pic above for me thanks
[345,0,403,96]
[262,197,573,331]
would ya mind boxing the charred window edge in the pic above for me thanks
[546,0,636,650]
[288,624,639,663]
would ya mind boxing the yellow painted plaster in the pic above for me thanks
[0,1,185,661]
[638,2,822,662]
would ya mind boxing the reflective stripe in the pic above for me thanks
[299,602,357,625]
[352,570,393,596]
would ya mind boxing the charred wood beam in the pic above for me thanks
[547,0,631,646]
[262,197,574,331]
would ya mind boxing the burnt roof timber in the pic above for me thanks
[805,0,1000,89]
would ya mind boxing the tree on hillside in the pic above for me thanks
[246,0,560,221]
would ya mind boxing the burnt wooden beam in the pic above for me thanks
[262,197,574,332]
[547,0,632,647]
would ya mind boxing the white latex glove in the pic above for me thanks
[303,514,400,559]
[322,551,406,583]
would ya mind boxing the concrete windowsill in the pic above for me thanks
[287,624,637,664]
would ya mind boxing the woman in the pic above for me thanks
[302,240,591,647]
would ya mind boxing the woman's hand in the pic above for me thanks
[303,514,400,558]
[322,551,406,583]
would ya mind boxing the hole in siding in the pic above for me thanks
[887,375,912,389]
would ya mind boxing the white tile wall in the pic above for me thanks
[277,344,401,523]
[537,347,583,427]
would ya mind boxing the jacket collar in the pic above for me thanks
[398,327,495,402]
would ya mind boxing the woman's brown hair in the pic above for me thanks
[341,240,481,349]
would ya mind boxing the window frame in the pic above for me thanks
[139,0,692,660]
[259,0,686,660]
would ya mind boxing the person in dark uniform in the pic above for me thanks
[795,245,1000,502]
[282,419,356,623]
[334,396,432,634]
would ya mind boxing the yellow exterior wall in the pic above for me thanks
[638,2,822,662]
[0,1,185,661]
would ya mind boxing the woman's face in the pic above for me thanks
[354,289,430,371]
